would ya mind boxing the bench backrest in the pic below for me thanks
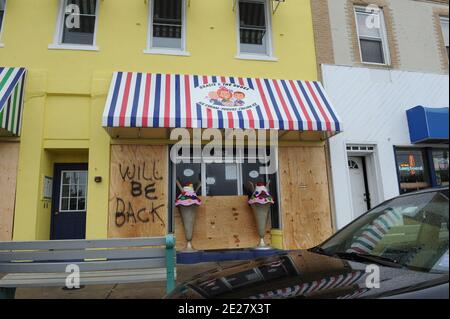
[0,236,175,273]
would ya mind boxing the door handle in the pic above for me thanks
[54,210,59,216]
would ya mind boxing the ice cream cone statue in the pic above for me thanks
[248,182,274,250]
[175,183,201,252]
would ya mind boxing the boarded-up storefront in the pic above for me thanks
[102,72,342,251]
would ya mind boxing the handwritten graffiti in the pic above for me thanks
[114,161,165,228]
[115,198,165,227]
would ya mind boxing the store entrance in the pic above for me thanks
[348,156,371,218]
[50,164,88,240]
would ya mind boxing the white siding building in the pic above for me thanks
[322,65,449,229]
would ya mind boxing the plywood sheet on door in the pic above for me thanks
[279,146,332,250]
[174,196,271,250]
[108,145,168,238]
[0,143,19,241]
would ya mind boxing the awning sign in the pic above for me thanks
[193,82,263,112]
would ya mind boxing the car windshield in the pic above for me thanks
[318,190,449,273]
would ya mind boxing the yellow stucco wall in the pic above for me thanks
[0,0,318,241]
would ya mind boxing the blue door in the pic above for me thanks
[51,164,88,240]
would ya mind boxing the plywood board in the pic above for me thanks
[0,143,20,241]
[279,146,333,249]
[108,145,168,238]
[175,196,271,250]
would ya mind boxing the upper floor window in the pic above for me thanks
[354,6,390,65]
[51,0,99,49]
[0,0,6,40]
[440,16,449,59]
[147,0,186,53]
[237,0,272,57]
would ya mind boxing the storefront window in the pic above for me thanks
[173,147,273,197]
[395,148,431,194]
[432,149,449,187]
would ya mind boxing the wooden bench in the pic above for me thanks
[0,235,176,299]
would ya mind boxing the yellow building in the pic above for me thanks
[0,0,341,252]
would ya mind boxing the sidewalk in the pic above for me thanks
[14,261,243,299]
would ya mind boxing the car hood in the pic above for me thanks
[167,250,449,299]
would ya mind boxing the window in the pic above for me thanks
[440,16,449,59]
[354,6,390,65]
[148,0,186,52]
[432,149,449,187]
[237,0,272,57]
[173,147,276,197]
[396,149,431,194]
[0,0,6,43]
[59,171,88,212]
[51,0,98,49]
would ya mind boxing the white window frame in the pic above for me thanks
[144,0,189,56]
[354,5,391,66]
[49,0,100,51]
[440,16,449,59]
[0,0,7,48]
[59,170,88,213]
[235,0,277,62]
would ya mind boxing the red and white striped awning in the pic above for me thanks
[102,72,342,132]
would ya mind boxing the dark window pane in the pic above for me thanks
[239,1,265,29]
[70,198,78,210]
[66,0,97,15]
[61,198,69,211]
[62,185,70,197]
[205,163,238,196]
[154,0,182,25]
[242,161,267,196]
[175,162,201,196]
[360,38,385,64]
[239,1,266,45]
[396,149,431,194]
[0,11,4,33]
[62,14,95,45]
[432,149,449,187]
[78,198,86,211]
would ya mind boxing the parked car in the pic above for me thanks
[166,188,449,299]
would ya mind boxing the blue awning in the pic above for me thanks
[406,106,449,144]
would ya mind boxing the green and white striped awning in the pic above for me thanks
[0,67,27,136]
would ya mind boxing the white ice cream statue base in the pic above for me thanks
[248,182,274,250]
[175,183,201,252]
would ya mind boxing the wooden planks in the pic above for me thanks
[108,145,168,238]
[174,196,271,250]
[0,142,20,241]
[279,146,333,250]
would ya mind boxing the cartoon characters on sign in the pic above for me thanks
[207,86,247,108]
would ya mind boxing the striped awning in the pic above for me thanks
[0,67,27,136]
[102,72,342,132]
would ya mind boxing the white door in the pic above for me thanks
[348,157,368,218]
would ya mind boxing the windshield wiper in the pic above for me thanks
[332,252,405,269]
